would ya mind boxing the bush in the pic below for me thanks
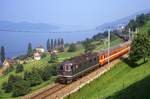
[16,64,24,73]
[68,43,77,52]
[41,53,47,58]
[2,82,12,93]
[41,64,57,81]
[51,65,57,76]
[12,80,30,97]
[2,75,23,93]
[42,66,52,81]
[24,68,43,86]
[50,54,58,63]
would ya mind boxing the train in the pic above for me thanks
[57,41,131,84]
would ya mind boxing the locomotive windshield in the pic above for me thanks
[63,62,72,72]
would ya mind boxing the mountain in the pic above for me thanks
[96,8,150,31]
[0,21,60,32]
[0,21,92,33]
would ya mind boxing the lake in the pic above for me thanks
[0,29,101,57]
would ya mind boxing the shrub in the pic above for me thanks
[2,82,12,93]
[41,66,52,81]
[12,80,30,97]
[16,64,24,73]
[24,68,43,86]
[68,43,77,52]
[2,75,23,93]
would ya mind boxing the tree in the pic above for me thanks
[54,39,57,48]
[24,68,43,86]
[129,33,150,63]
[0,46,5,62]
[16,64,24,73]
[2,81,12,93]
[58,38,61,46]
[82,39,96,53]
[50,64,57,76]
[50,39,54,50]
[50,53,58,63]
[12,80,30,97]
[41,66,52,81]
[136,14,149,27]
[59,38,65,52]
[2,75,22,93]
[68,43,77,52]
[27,43,33,57]
[61,38,64,45]
[47,39,50,51]
[128,19,137,31]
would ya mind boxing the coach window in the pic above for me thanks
[89,59,92,62]
[94,57,97,61]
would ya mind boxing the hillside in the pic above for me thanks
[96,8,150,31]
[66,59,150,99]
[0,36,123,99]
[65,16,150,99]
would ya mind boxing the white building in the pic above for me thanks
[34,52,41,61]
[35,46,45,53]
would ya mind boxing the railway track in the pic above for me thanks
[30,83,66,99]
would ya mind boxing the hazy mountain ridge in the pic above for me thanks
[96,8,150,31]
[0,21,59,32]
[0,21,92,32]
[0,8,150,33]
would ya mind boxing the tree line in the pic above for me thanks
[26,38,65,57]
[128,14,150,64]
[127,13,150,31]
[47,38,64,52]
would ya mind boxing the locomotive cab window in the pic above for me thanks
[65,65,71,71]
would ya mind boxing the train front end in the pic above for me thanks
[57,61,73,84]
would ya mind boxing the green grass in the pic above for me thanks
[65,59,150,99]
[139,19,150,33]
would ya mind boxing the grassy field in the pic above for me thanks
[65,59,150,99]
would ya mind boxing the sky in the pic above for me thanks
[0,0,150,28]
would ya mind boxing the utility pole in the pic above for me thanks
[129,28,131,41]
[129,28,131,53]
[108,28,111,65]
[135,28,138,38]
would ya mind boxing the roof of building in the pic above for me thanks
[3,58,15,65]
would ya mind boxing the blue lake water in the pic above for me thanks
[0,30,101,57]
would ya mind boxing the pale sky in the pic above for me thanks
[0,0,150,28]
